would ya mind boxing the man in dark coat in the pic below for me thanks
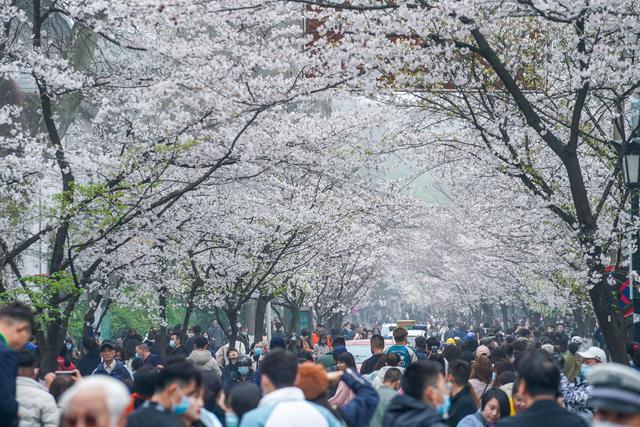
[383,361,449,427]
[0,302,34,427]
[207,319,227,352]
[92,342,132,382]
[169,332,189,359]
[497,351,588,427]
[447,360,477,427]
[360,334,386,375]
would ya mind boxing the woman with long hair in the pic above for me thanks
[328,352,357,407]
[469,355,493,398]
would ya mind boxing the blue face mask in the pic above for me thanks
[238,366,250,375]
[580,364,592,380]
[169,340,176,348]
[171,396,190,415]
[254,348,263,357]
[491,372,496,382]
[225,413,239,427]
[436,395,451,417]
[65,343,72,351]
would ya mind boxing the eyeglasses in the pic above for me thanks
[63,414,100,427]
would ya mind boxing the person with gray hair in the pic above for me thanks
[59,375,130,427]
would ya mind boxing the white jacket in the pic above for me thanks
[16,376,58,427]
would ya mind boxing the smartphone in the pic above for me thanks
[54,371,74,376]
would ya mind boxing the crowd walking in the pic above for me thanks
[2,302,640,427]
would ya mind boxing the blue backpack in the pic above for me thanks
[386,345,413,368]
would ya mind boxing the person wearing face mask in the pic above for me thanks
[15,349,58,427]
[170,333,189,359]
[179,379,205,427]
[562,346,606,417]
[497,351,588,427]
[587,363,640,427]
[236,355,254,380]
[127,359,202,427]
[135,343,163,368]
[383,361,451,427]
[457,388,511,427]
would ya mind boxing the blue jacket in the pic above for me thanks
[0,337,19,427]
[92,360,132,381]
[143,353,163,367]
[338,369,379,427]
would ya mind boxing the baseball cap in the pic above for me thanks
[541,343,554,354]
[100,341,115,352]
[587,363,640,413]
[577,346,607,363]
[475,345,490,357]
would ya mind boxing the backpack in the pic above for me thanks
[386,345,413,368]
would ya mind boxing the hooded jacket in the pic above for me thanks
[15,376,58,427]
[382,394,448,427]
[188,349,222,378]
[239,387,343,427]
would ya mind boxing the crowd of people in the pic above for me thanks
[1,301,640,427]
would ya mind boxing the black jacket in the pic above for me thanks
[382,394,448,427]
[0,339,18,427]
[360,353,385,375]
[127,404,184,427]
[497,399,589,427]
[171,345,189,359]
[77,352,101,376]
[448,385,478,427]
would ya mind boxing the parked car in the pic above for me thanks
[346,338,393,370]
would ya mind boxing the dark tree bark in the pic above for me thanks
[159,287,168,358]
[182,280,201,332]
[253,294,271,344]
[226,309,239,350]
[289,306,300,335]
[590,279,628,363]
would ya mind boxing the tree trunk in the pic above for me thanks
[289,306,300,335]
[590,280,629,363]
[253,295,271,344]
[39,315,66,374]
[326,312,343,333]
[226,309,239,350]
[82,294,103,341]
[182,280,200,332]
[571,305,589,338]
[159,287,168,358]
[500,303,510,331]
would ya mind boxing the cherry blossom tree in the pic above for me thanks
[289,0,640,362]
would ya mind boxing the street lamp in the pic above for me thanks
[623,136,640,343]
[623,140,640,187]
